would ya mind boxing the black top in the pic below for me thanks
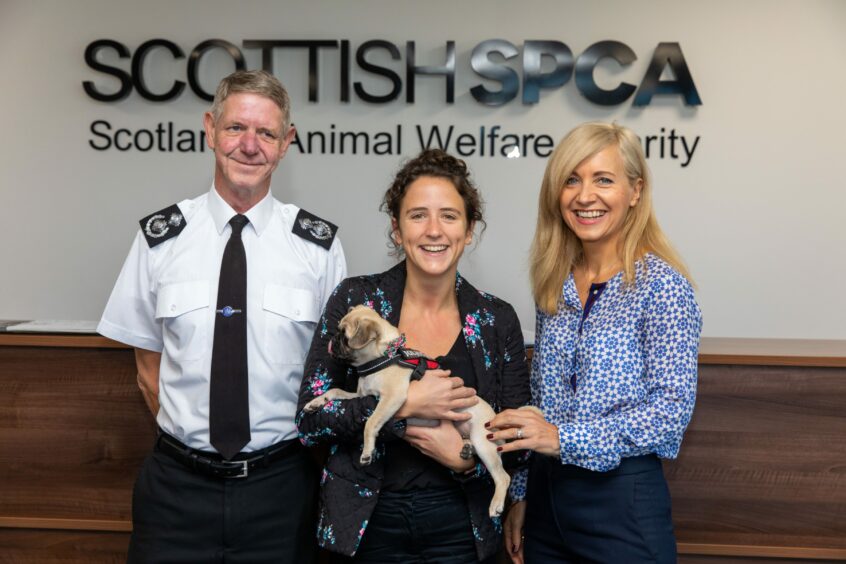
[382,331,476,491]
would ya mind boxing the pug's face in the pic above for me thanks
[330,305,400,366]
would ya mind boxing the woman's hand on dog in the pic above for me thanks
[485,408,561,457]
[395,369,478,421]
[403,419,476,472]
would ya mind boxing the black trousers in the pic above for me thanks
[127,438,318,564]
[524,455,677,564]
[331,487,494,564]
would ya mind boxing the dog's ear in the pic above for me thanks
[347,317,379,349]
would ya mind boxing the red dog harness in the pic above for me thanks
[354,335,440,380]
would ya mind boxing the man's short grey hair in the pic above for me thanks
[210,70,292,132]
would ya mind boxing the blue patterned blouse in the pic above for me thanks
[510,253,702,501]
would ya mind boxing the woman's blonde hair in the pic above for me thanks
[530,122,692,314]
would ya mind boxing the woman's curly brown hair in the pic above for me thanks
[381,149,486,256]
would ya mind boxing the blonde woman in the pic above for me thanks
[487,122,702,563]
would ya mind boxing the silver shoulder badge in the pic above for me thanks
[139,204,187,248]
[298,217,333,240]
[293,208,337,250]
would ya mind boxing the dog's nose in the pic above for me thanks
[329,332,349,361]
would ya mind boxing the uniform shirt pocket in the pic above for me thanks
[155,280,210,361]
[263,284,319,364]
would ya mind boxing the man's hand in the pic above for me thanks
[134,348,162,418]
[394,369,478,421]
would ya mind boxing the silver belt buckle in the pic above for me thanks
[233,460,249,478]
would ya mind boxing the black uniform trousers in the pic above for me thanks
[127,436,317,564]
[524,454,677,564]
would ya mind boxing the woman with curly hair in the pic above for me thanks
[297,149,531,563]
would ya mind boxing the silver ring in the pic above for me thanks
[516,428,524,440]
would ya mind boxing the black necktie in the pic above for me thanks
[210,214,251,459]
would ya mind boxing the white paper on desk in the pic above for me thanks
[5,320,99,333]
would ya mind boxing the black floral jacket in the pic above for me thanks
[296,261,531,560]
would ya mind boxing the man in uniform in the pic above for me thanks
[98,70,346,563]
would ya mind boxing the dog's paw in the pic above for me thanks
[488,501,505,518]
[303,396,328,413]
[359,453,373,466]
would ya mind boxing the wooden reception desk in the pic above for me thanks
[0,334,844,563]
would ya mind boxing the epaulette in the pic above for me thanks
[292,208,338,250]
[139,203,187,248]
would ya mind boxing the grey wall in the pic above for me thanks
[1,0,845,339]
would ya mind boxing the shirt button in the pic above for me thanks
[170,304,176,312]
[295,308,301,316]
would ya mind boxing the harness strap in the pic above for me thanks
[355,347,440,379]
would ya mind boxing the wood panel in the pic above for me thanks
[0,529,129,564]
[698,339,846,367]
[0,345,152,524]
[0,334,127,349]
[2,337,846,561]
[666,364,846,554]
[679,557,836,564]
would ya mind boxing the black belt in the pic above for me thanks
[156,433,300,479]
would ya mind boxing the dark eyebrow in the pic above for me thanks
[404,206,463,214]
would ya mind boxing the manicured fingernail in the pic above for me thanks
[484,422,490,428]
[486,433,494,440]
[497,446,503,452]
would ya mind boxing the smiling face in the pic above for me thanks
[204,92,295,207]
[392,176,474,282]
[559,144,642,252]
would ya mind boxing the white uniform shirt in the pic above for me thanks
[98,186,347,451]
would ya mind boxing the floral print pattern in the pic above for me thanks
[463,308,495,369]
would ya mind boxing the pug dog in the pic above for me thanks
[303,305,538,517]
